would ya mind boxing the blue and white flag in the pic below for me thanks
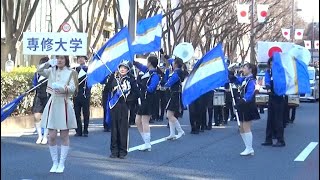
[132,14,162,55]
[272,52,310,96]
[182,43,228,107]
[1,95,25,122]
[87,27,132,88]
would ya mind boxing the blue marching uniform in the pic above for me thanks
[232,75,260,122]
[73,65,91,136]
[32,72,49,114]
[134,62,160,115]
[164,68,184,116]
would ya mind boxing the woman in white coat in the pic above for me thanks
[38,55,78,173]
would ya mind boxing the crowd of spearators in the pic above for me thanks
[31,54,297,173]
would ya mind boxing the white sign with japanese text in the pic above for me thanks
[23,32,87,56]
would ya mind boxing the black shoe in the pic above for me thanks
[119,155,127,159]
[109,154,117,158]
[74,133,82,137]
[83,133,88,137]
[167,123,169,128]
[261,141,273,146]
[213,124,220,126]
[200,129,205,132]
[272,141,286,147]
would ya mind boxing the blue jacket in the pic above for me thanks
[134,62,160,93]
[233,75,256,102]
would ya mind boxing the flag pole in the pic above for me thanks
[229,83,241,128]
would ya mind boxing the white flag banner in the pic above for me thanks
[23,32,87,56]
[314,40,319,50]
[304,40,312,50]
[119,0,130,26]
[281,28,291,40]
[236,4,250,24]
[294,29,304,40]
[257,4,269,23]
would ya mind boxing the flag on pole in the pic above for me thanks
[87,27,132,88]
[1,95,25,122]
[294,29,304,40]
[272,52,310,96]
[257,41,294,63]
[104,93,112,125]
[182,43,228,107]
[314,40,319,50]
[236,4,250,24]
[281,28,291,40]
[131,14,162,55]
[257,4,269,23]
[288,44,312,65]
[304,40,312,50]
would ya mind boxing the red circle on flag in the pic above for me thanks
[297,32,302,36]
[268,46,282,57]
[240,11,247,17]
[316,43,319,46]
[61,22,71,32]
[260,11,267,17]
[284,32,289,35]
[306,43,310,46]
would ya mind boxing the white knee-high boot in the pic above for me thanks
[174,120,185,139]
[35,123,43,144]
[56,145,69,173]
[240,132,254,156]
[165,121,176,140]
[49,145,59,173]
[41,129,48,144]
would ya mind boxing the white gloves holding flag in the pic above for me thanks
[52,82,64,93]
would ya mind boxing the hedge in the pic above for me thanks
[1,66,104,117]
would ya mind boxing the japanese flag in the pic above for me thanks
[281,28,291,40]
[257,4,269,23]
[304,40,312,50]
[257,41,294,63]
[314,40,319,50]
[119,0,129,26]
[237,4,250,24]
[138,0,145,9]
[294,29,304,40]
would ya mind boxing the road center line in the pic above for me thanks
[294,142,318,162]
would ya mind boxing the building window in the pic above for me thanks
[103,30,110,39]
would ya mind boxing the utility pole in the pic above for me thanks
[250,0,255,64]
[128,0,137,43]
[291,0,295,42]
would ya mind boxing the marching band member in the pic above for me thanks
[133,56,160,151]
[189,93,207,134]
[157,63,170,121]
[261,58,286,147]
[229,63,260,156]
[213,89,224,127]
[105,60,138,159]
[32,57,50,145]
[205,90,214,130]
[74,56,91,137]
[164,58,187,140]
[127,67,139,127]
[102,75,111,132]
[38,55,78,173]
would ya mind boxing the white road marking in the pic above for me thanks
[294,142,318,162]
[128,136,182,152]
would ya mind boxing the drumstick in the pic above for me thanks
[229,83,241,128]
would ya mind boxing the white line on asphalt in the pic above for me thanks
[128,137,171,152]
[294,142,318,162]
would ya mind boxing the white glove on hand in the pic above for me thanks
[52,82,63,92]
[48,59,57,66]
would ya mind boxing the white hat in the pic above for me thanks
[118,60,131,70]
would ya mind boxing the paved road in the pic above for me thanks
[1,102,319,180]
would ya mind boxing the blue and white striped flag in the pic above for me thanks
[182,43,228,107]
[272,52,311,96]
[132,14,162,55]
[87,27,132,88]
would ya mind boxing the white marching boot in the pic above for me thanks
[56,145,69,173]
[240,132,254,156]
[35,123,43,144]
[139,133,151,151]
[174,121,185,139]
[41,129,48,145]
[49,145,59,173]
[165,121,176,140]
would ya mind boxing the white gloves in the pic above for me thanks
[52,82,64,92]
[48,59,57,66]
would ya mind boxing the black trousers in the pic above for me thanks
[214,106,223,125]
[158,90,168,119]
[152,91,160,120]
[189,100,202,132]
[265,95,285,142]
[74,96,90,135]
[127,100,137,125]
[207,107,213,127]
[290,107,296,121]
[283,96,290,127]
[110,99,129,157]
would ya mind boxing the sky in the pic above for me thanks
[296,0,319,22]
